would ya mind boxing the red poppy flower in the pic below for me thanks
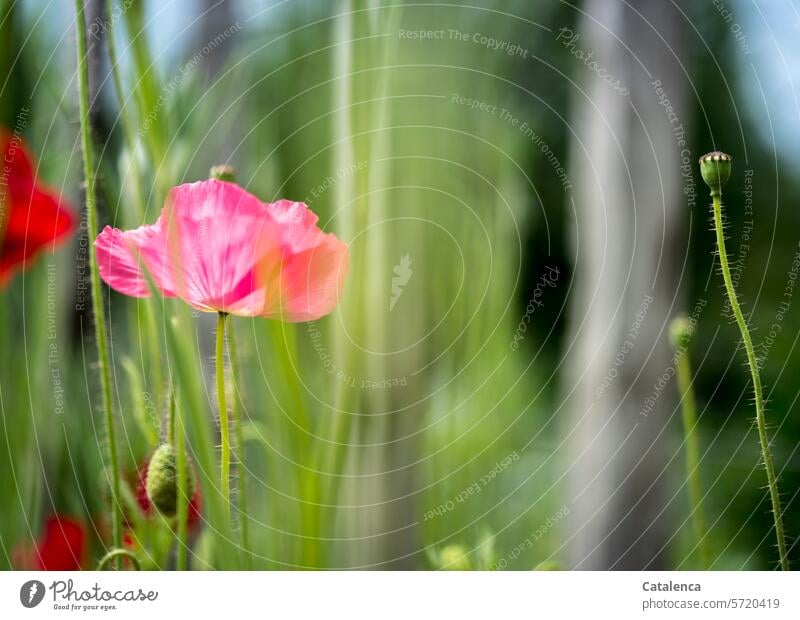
[14,515,87,570]
[0,128,75,285]
[135,458,202,532]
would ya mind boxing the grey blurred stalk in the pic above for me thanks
[564,0,688,569]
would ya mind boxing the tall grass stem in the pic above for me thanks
[73,0,122,565]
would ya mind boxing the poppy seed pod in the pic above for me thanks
[438,544,472,570]
[145,444,195,517]
[670,314,693,351]
[699,151,732,195]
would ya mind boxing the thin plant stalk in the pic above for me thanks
[175,394,188,571]
[671,318,709,568]
[226,323,250,565]
[702,151,789,570]
[73,0,122,561]
[207,166,245,554]
[216,311,231,519]
[103,0,137,159]
[97,549,141,571]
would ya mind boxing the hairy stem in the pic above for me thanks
[674,346,709,567]
[712,192,788,570]
[73,0,122,564]
[175,394,188,571]
[216,312,231,519]
[226,322,250,566]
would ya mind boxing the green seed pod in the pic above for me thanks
[209,165,237,183]
[438,544,472,570]
[698,151,732,195]
[146,443,195,517]
[669,314,693,351]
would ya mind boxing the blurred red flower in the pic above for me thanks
[0,128,75,286]
[134,458,202,532]
[14,515,87,570]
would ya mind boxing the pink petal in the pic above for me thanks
[269,231,350,322]
[163,180,281,313]
[95,224,176,298]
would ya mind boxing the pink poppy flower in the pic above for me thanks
[94,179,348,320]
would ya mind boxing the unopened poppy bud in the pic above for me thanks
[699,151,732,195]
[210,165,237,183]
[146,444,195,517]
[438,544,471,570]
[670,314,693,351]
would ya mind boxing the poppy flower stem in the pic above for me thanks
[711,191,789,570]
[73,0,122,565]
[216,312,231,519]
[226,322,251,565]
[97,549,141,571]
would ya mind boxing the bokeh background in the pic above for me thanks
[1,0,799,570]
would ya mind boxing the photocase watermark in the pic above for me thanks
[75,210,90,312]
[398,28,529,58]
[20,580,45,608]
[87,0,134,40]
[511,265,560,350]
[305,160,368,206]
[655,81,697,212]
[677,131,697,212]
[389,254,413,311]
[713,0,751,55]
[594,294,653,400]
[306,321,407,389]
[450,95,571,191]
[19,578,157,612]
[757,239,800,370]
[502,108,571,191]
[0,106,30,232]
[639,297,707,418]
[722,169,754,320]
[556,27,629,97]
[47,263,66,416]
[423,451,519,522]
[492,505,570,569]
[139,22,243,136]
[652,79,682,126]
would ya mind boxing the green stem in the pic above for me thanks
[712,192,789,570]
[216,312,231,519]
[167,390,176,444]
[226,322,250,566]
[73,0,122,564]
[103,0,137,157]
[175,395,188,571]
[674,347,709,568]
[97,549,140,571]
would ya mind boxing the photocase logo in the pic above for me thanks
[20,580,45,608]
[389,254,413,311]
